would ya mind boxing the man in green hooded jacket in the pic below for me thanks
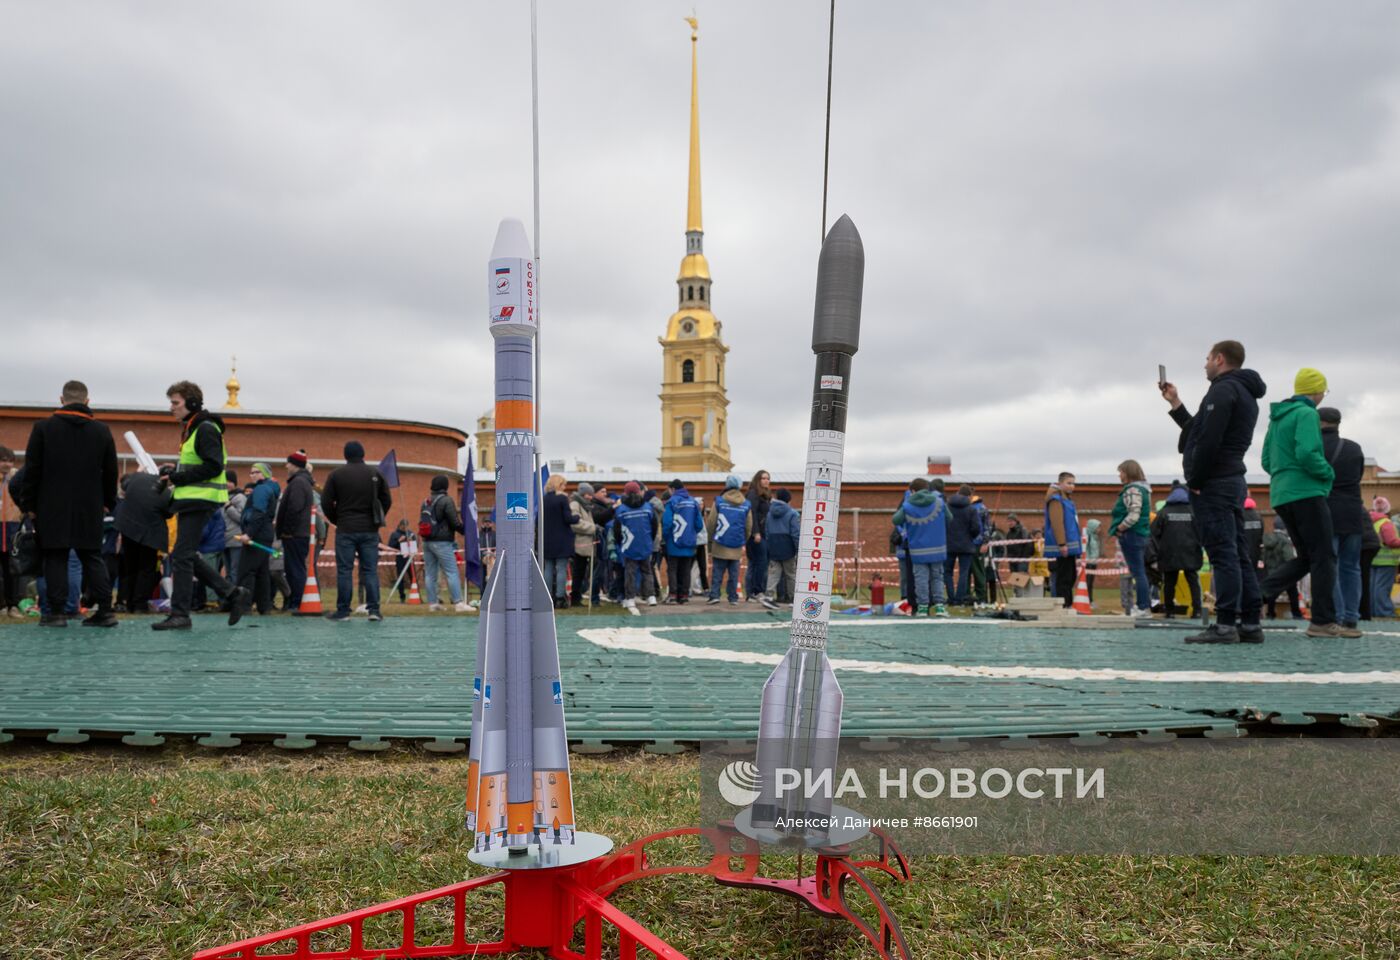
[1259,368,1355,637]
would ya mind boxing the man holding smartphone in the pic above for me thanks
[1159,341,1268,643]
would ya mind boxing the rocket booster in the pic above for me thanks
[465,218,576,852]
[753,215,864,835]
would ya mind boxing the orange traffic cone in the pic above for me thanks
[293,508,324,616]
[407,561,422,605]
[1072,564,1093,615]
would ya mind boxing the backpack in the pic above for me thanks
[10,519,38,577]
[418,497,438,539]
[419,494,451,540]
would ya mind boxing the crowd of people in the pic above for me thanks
[883,340,1398,643]
[534,469,797,614]
[0,380,802,626]
[3,348,1398,643]
[0,380,485,627]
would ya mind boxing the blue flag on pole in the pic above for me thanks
[533,463,550,520]
[377,449,400,488]
[462,450,483,588]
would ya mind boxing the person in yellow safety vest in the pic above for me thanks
[1370,497,1400,619]
[151,381,249,631]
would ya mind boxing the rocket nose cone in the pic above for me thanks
[491,218,533,261]
[812,214,864,355]
[827,214,861,246]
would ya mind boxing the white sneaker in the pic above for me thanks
[1129,607,1153,619]
[428,603,446,612]
[624,599,640,616]
[354,604,368,614]
[646,596,658,606]
[454,601,476,612]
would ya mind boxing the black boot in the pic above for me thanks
[1237,624,1265,644]
[226,587,251,626]
[38,614,68,628]
[152,615,192,631]
[81,611,119,628]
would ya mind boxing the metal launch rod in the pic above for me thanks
[530,0,544,561]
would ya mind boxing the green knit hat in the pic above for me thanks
[251,462,273,480]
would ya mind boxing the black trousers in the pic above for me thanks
[667,554,694,600]
[570,553,591,605]
[42,547,109,616]
[1360,545,1378,621]
[1161,569,1203,617]
[1260,568,1303,619]
[236,539,274,614]
[119,541,161,611]
[1261,497,1337,626]
[170,507,232,617]
[1052,555,1078,607]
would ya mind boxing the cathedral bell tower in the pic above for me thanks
[658,16,732,473]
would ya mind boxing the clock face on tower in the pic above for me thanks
[681,319,695,337]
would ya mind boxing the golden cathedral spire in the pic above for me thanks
[686,15,702,236]
[677,16,709,283]
[660,14,730,473]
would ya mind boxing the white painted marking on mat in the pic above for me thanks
[576,626,1400,686]
[642,617,997,632]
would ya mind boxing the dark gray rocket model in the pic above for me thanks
[752,214,863,836]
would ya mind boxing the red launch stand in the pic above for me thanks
[193,823,911,960]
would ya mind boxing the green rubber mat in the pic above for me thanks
[3,614,1394,749]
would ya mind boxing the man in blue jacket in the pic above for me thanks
[662,479,700,604]
[763,488,802,607]
[234,463,280,615]
[1043,473,1082,608]
[615,481,658,614]
[892,478,950,617]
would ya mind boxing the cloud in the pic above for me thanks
[3,0,1399,476]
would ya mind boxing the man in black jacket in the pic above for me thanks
[19,380,120,627]
[1160,340,1267,644]
[155,381,248,630]
[944,485,983,605]
[1319,408,1369,630]
[275,451,315,609]
[321,440,392,621]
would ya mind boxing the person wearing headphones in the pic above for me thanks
[153,380,248,630]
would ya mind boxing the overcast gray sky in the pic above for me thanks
[3,1,1399,480]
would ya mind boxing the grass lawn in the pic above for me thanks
[3,742,1398,959]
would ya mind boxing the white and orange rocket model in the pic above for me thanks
[465,218,576,852]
